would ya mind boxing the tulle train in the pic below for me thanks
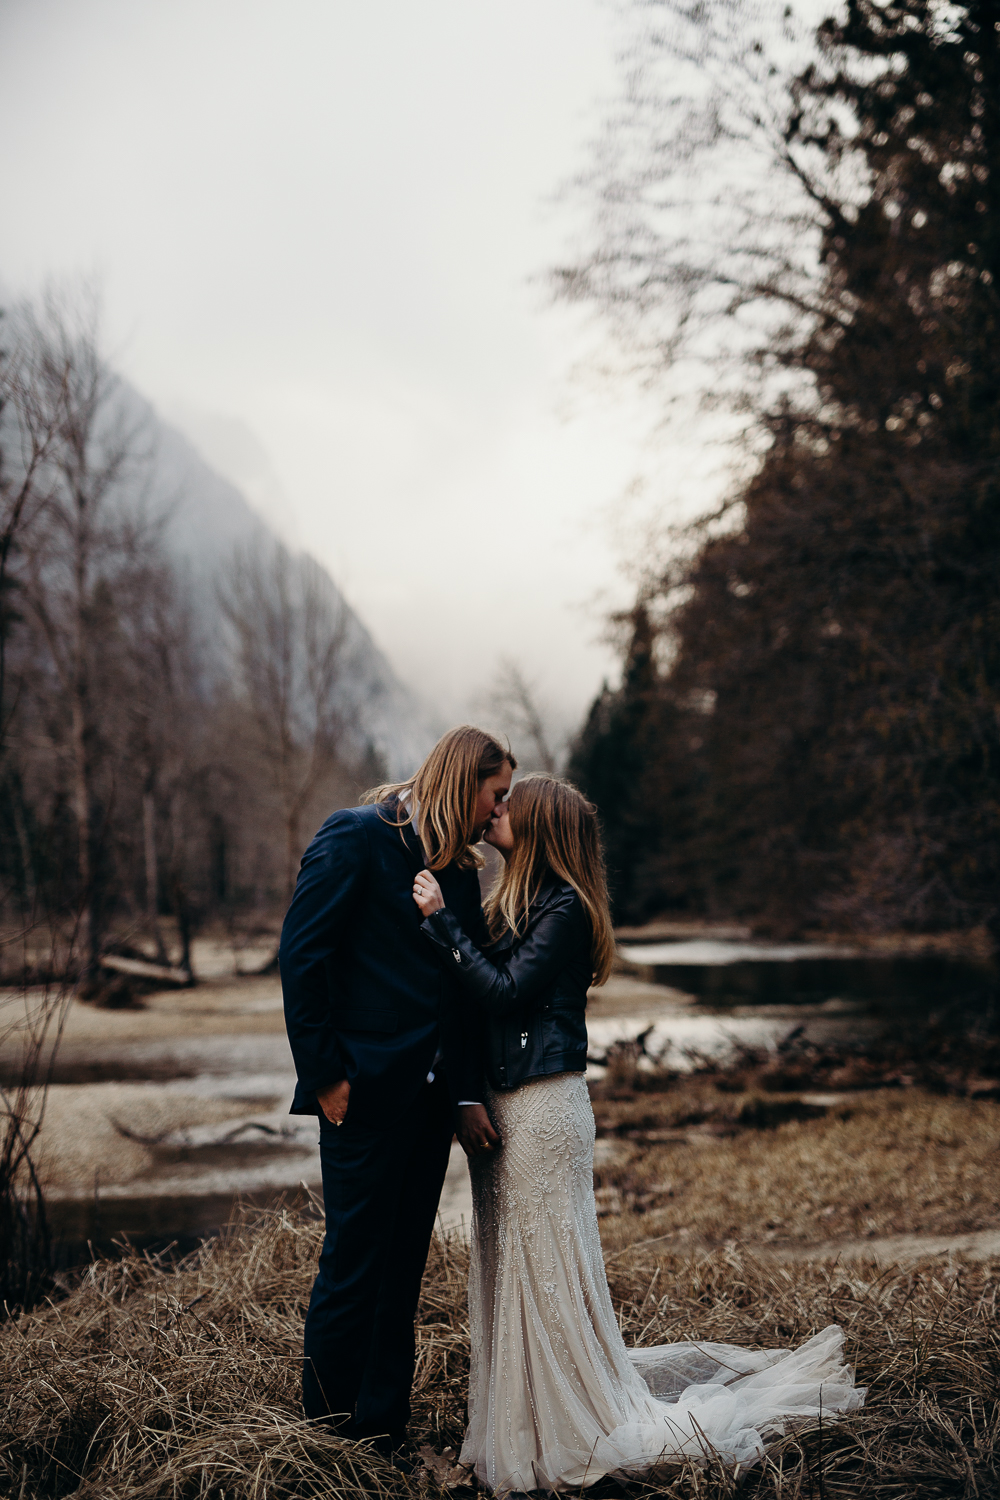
[461,1072,864,1492]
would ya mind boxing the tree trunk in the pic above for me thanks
[284,806,300,904]
[11,789,37,920]
[69,682,96,972]
[169,875,195,983]
[142,790,170,964]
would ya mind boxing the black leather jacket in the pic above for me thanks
[421,879,591,1092]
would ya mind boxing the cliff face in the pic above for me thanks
[143,401,439,780]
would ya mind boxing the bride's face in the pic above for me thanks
[483,799,514,857]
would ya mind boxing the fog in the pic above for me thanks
[0,0,679,731]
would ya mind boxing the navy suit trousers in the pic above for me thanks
[302,1074,454,1436]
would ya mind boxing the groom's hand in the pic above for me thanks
[317,1078,351,1125]
[457,1104,500,1157]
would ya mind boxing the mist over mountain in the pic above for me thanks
[138,393,440,780]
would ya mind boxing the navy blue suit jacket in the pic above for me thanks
[279,798,486,1123]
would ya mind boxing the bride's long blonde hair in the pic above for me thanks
[485,775,615,986]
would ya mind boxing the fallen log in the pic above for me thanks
[100,953,191,986]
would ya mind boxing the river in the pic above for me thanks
[7,932,992,1261]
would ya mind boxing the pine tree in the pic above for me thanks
[572,0,1000,934]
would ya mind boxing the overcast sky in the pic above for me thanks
[0,0,699,735]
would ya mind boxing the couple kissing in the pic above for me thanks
[279,725,864,1493]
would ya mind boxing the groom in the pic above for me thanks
[279,725,513,1454]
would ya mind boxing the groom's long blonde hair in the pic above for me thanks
[363,724,516,872]
[486,775,615,985]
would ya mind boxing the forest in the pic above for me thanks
[0,296,389,988]
[565,0,1000,940]
[3,0,998,984]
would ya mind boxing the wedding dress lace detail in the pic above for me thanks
[462,1073,864,1492]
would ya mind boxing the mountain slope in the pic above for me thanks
[143,398,439,780]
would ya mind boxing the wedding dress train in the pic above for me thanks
[461,1073,864,1493]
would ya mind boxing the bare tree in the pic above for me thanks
[219,541,350,903]
[0,311,64,938]
[5,292,153,970]
[0,301,108,1299]
[0,960,76,1307]
[115,543,203,973]
[554,0,843,433]
[0,305,70,758]
[483,658,560,775]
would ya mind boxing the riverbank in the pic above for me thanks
[593,1085,1000,1251]
[614,917,996,962]
[0,973,697,1206]
[6,963,999,1257]
[2,1201,997,1500]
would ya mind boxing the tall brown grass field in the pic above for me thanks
[1,1192,998,1500]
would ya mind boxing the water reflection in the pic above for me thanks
[620,940,996,1015]
[47,1189,300,1264]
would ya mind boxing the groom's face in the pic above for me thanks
[472,762,513,839]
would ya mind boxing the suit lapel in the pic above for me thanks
[386,799,475,914]
[378,795,425,877]
[400,820,427,876]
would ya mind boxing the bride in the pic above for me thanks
[412,775,864,1494]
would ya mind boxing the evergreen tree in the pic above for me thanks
[571,603,711,923]
[570,0,1000,934]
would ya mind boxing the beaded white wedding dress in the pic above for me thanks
[461,1073,864,1493]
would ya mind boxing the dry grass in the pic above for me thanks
[608,1245,1000,1499]
[0,1203,445,1500]
[1,1197,999,1499]
[592,1087,1000,1250]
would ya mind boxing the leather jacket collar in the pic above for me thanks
[493,876,570,956]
